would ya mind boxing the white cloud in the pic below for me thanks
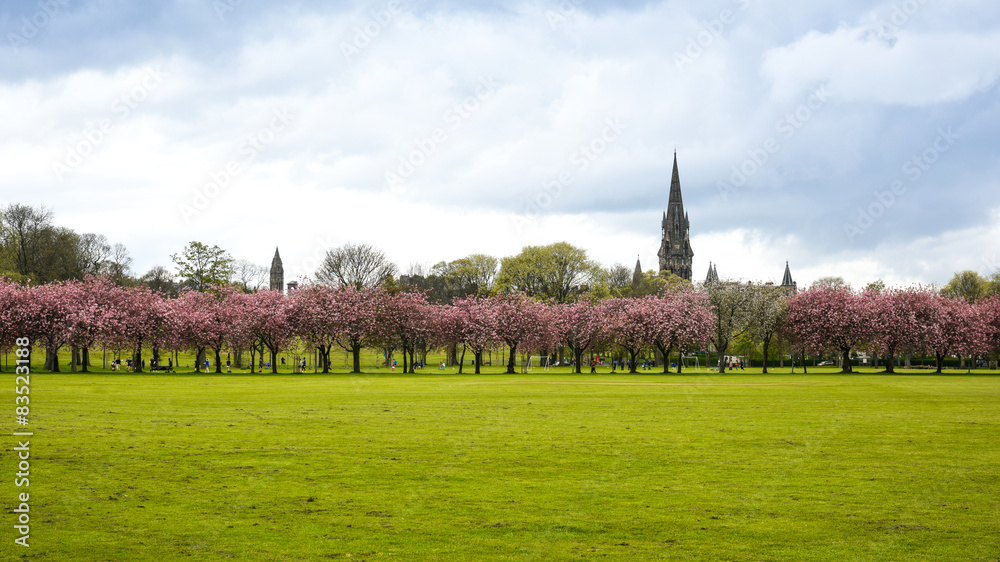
[762,27,1000,105]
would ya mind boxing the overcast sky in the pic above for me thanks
[2,0,999,288]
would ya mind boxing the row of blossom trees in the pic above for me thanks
[785,286,1000,373]
[0,277,718,374]
[2,276,999,375]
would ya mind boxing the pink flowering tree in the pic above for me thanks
[329,286,386,373]
[22,281,76,372]
[866,287,927,373]
[451,296,499,374]
[557,301,604,374]
[251,289,294,374]
[0,279,31,368]
[65,276,121,372]
[490,293,550,374]
[665,288,716,374]
[785,286,873,373]
[288,284,341,373]
[601,297,655,373]
[102,286,167,373]
[378,290,433,373]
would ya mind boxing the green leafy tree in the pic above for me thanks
[496,242,599,303]
[171,241,234,291]
[942,270,988,302]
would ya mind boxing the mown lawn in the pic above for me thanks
[4,372,1000,560]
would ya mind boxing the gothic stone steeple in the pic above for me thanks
[780,261,796,293]
[657,152,694,280]
[269,247,284,292]
[632,256,643,290]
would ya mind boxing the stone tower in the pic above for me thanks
[632,256,643,290]
[269,247,284,293]
[657,152,694,280]
[779,261,796,294]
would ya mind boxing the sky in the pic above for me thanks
[2,0,999,289]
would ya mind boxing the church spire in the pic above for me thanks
[632,255,643,290]
[269,247,284,293]
[657,151,694,280]
[780,261,796,292]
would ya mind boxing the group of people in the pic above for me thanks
[110,356,173,372]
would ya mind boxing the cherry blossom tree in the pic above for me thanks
[557,301,604,373]
[601,297,655,373]
[65,276,120,372]
[490,293,551,374]
[378,290,433,373]
[103,285,167,373]
[785,286,873,373]
[867,286,936,373]
[451,296,499,374]
[288,284,341,373]
[22,281,75,372]
[664,288,715,374]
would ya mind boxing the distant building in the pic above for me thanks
[657,152,694,281]
[705,261,719,284]
[779,261,797,294]
[269,247,284,292]
[632,256,643,290]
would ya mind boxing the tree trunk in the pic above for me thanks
[841,348,852,374]
[71,345,79,372]
[271,349,278,373]
[884,349,895,373]
[82,346,90,372]
[676,350,683,374]
[935,352,944,374]
[628,350,638,373]
[761,338,771,374]
[573,345,583,374]
[352,344,361,373]
[320,345,331,373]
[215,349,223,373]
[475,350,482,375]
[134,343,143,373]
[507,344,517,374]
[458,344,466,374]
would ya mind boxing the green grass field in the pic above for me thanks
[4,370,1000,560]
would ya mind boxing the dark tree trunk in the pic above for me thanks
[71,345,79,372]
[841,348,852,374]
[134,342,143,373]
[215,349,223,373]
[884,348,896,373]
[762,335,773,374]
[676,350,683,374]
[458,345,466,374]
[352,343,361,373]
[935,352,944,374]
[82,346,90,372]
[628,350,638,373]
[475,350,482,374]
[573,345,583,374]
[271,349,278,373]
[507,344,517,374]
